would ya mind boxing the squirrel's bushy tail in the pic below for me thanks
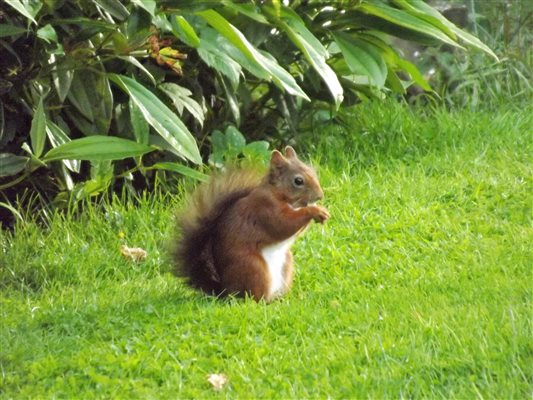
[172,169,262,295]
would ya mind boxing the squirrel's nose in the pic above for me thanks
[315,189,324,202]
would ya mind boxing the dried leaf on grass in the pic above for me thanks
[120,245,147,262]
[207,373,228,391]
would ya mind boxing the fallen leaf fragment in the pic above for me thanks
[330,299,340,309]
[207,373,228,391]
[120,245,147,262]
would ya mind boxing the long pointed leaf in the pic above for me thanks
[203,27,270,82]
[159,82,206,127]
[4,0,38,25]
[218,75,240,125]
[150,162,208,182]
[0,24,27,37]
[50,55,74,103]
[42,136,154,162]
[129,99,149,145]
[109,74,202,164]
[391,0,457,39]
[333,33,387,88]
[117,56,156,86]
[265,5,343,107]
[92,0,130,20]
[197,27,244,88]
[356,33,431,91]
[131,0,156,17]
[358,3,463,49]
[393,0,498,60]
[46,121,81,172]
[196,9,309,100]
[0,153,29,177]
[172,15,201,47]
[30,97,46,158]
[67,69,113,135]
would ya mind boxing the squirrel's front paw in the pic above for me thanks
[309,205,330,224]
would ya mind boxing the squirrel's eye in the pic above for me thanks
[293,176,304,187]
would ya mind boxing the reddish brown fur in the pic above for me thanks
[173,147,329,302]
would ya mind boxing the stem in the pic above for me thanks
[468,0,478,36]
[116,164,142,179]
[0,172,30,190]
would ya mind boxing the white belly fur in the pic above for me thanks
[261,236,296,298]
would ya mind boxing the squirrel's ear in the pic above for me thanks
[284,146,298,160]
[270,150,286,167]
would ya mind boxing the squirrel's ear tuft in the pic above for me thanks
[270,150,286,167]
[284,146,298,160]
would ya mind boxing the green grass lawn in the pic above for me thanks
[1,100,531,398]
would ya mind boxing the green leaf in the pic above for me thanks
[386,69,405,94]
[90,159,113,180]
[393,0,498,61]
[197,28,242,89]
[224,125,246,152]
[126,8,152,43]
[51,17,117,32]
[131,0,156,17]
[67,69,113,135]
[396,58,431,91]
[46,121,81,173]
[333,33,387,88]
[258,50,310,100]
[225,3,269,24]
[196,9,309,100]
[265,5,343,107]
[42,136,154,162]
[150,162,208,182]
[109,74,202,164]
[111,31,129,53]
[448,26,498,61]
[4,0,39,25]
[36,24,58,43]
[50,55,74,103]
[72,160,114,199]
[0,153,29,177]
[391,0,456,37]
[92,0,130,21]
[358,3,463,49]
[219,75,240,125]
[30,97,46,158]
[355,33,431,91]
[66,73,96,121]
[199,26,270,82]
[116,56,156,86]
[0,24,27,38]
[0,201,23,222]
[272,89,298,132]
[157,0,221,12]
[172,15,201,47]
[210,130,227,154]
[129,99,149,145]
[196,9,260,65]
[243,141,270,160]
[152,14,173,32]
[158,83,205,127]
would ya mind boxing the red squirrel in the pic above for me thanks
[173,146,329,302]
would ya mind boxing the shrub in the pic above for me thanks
[0,0,494,215]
